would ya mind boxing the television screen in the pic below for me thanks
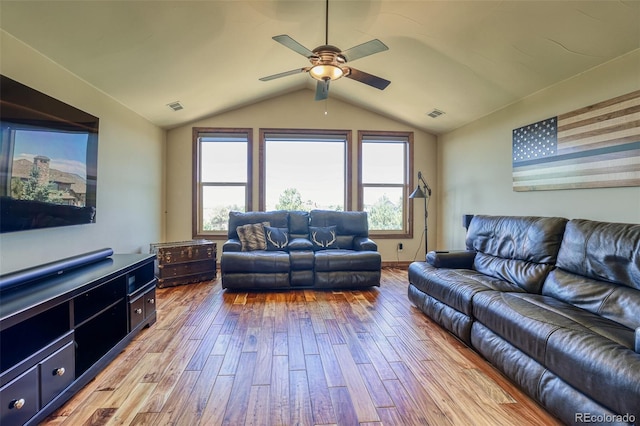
[0,75,99,233]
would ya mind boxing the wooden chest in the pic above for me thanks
[149,240,217,288]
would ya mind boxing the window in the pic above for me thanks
[193,128,252,237]
[259,129,351,211]
[358,131,413,238]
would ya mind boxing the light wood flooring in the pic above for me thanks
[41,268,561,426]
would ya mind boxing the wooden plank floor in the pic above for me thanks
[41,268,561,426]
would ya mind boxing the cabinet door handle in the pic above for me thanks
[10,398,25,410]
[53,367,66,376]
[148,298,155,305]
[135,308,143,314]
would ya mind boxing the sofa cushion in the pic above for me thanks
[465,215,568,293]
[236,222,269,251]
[472,291,640,418]
[264,226,289,251]
[289,250,314,271]
[473,291,635,354]
[288,211,310,239]
[408,262,524,316]
[228,210,288,239]
[221,251,290,273]
[544,325,640,419]
[309,226,338,250]
[543,268,640,331]
[310,210,368,249]
[473,252,557,295]
[543,219,640,330]
[409,283,474,344]
[470,322,629,423]
[288,237,314,251]
[314,249,380,272]
[554,219,640,290]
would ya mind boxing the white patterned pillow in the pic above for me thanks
[236,222,270,251]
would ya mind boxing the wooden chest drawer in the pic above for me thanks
[150,240,217,288]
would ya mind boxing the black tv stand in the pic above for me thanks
[0,253,157,425]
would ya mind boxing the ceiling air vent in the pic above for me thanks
[427,109,445,118]
[167,101,184,111]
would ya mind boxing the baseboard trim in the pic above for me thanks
[382,261,413,269]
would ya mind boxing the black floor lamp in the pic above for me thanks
[409,171,432,257]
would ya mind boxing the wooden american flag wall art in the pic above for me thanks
[512,90,640,191]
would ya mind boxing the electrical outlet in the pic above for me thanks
[397,243,403,251]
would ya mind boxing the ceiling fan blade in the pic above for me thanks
[259,68,308,82]
[272,35,314,58]
[341,39,388,62]
[345,68,391,90]
[315,80,330,101]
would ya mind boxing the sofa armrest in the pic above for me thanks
[353,237,378,251]
[636,327,640,353]
[288,237,314,251]
[223,239,242,252]
[426,250,476,269]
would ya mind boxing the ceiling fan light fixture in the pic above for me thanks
[309,64,344,81]
[259,0,389,99]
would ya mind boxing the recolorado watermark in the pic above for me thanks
[575,412,636,424]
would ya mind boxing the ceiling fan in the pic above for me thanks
[259,0,391,101]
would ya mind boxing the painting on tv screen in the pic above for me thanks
[0,75,99,233]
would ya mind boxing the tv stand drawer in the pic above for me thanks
[0,366,38,426]
[40,341,75,408]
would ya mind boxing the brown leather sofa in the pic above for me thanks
[221,210,381,290]
[408,215,639,425]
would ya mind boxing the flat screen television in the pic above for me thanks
[0,75,99,233]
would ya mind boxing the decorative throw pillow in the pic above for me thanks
[264,226,289,251]
[309,225,338,250]
[236,222,269,251]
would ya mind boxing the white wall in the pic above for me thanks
[165,89,437,263]
[0,31,165,273]
[438,49,640,250]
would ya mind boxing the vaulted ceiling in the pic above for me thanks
[1,1,638,134]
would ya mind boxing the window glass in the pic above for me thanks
[193,129,251,236]
[362,143,404,184]
[362,186,404,230]
[201,186,246,231]
[262,132,348,211]
[359,132,413,236]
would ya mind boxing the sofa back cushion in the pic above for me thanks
[288,211,310,239]
[466,215,568,293]
[309,210,369,250]
[228,211,289,239]
[542,219,640,330]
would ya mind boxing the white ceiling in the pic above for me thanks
[1,1,639,134]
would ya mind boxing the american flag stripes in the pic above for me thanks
[512,90,640,191]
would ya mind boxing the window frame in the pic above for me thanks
[258,128,352,211]
[357,130,414,239]
[192,127,253,238]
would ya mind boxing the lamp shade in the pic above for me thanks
[309,64,344,81]
[409,185,427,199]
